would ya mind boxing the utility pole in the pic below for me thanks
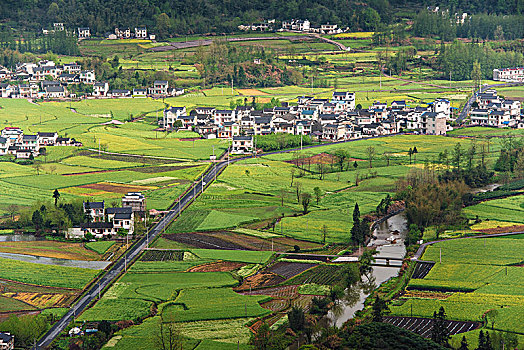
[439,248,442,263]
[300,133,303,150]
[231,78,234,95]
[98,138,101,155]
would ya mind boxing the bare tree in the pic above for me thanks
[290,168,296,187]
[316,162,325,180]
[33,163,42,175]
[366,146,376,168]
[155,321,183,350]
[7,204,18,221]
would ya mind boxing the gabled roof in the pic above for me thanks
[46,86,65,93]
[106,207,132,215]
[233,136,252,141]
[37,132,57,137]
[0,332,13,343]
[84,201,104,209]
[79,222,113,229]
[114,212,132,220]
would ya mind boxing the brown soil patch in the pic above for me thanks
[79,182,154,194]
[403,291,451,300]
[237,88,269,96]
[164,232,249,250]
[63,169,116,176]
[260,299,288,312]
[6,292,76,308]
[0,310,40,322]
[187,261,245,272]
[239,285,299,299]
[235,272,285,291]
[476,225,524,234]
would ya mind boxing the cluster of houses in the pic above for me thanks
[67,192,147,239]
[160,91,456,154]
[239,19,345,35]
[0,127,81,159]
[0,60,183,99]
[470,89,523,127]
[42,23,156,41]
[492,67,524,83]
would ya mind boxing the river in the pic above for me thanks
[329,213,408,327]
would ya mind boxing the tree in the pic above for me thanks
[294,181,302,204]
[431,306,450,347]
[459,336,469,350]
[32,210,43,233]
[412,146,418,163]
[453,143,464,170]
[301,193,312,214]
[288,306,305,333]
[485,309,498,330]
[359,249,376,280]
[313,187,322,205]
[290,167,296,187]
[278,188,286,207]
[155,321,183,350]
[334,149,349,172]
[350,203,367,246]
[408,148,413,164]
[321,224,329,244]
[353,161,358,170]
[155,13,171,39]
[34,163,42,175]
[7,204,18,221]
[472,60,482,91]
[366,146,376,168]
[383,152,391,166]
[53,189,60,206]
[372,295,390,322]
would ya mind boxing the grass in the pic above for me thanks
[178,318,253,344]
[448,126,524,137]
[463,195,524,224]
[162,287,270,322]
[0,257,99,289]
[0,295,37,312]
[85,241,116,255]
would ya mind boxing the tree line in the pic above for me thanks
[413,11,524,41]
[0,0,393,37]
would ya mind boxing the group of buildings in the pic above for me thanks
[239,19,345,35]
[0,127,81,159]
[67,192,147,239]
[0,60,184,99]
[42,23,155,41]
[160,91,455,154]
[492,67,524,83]
[470,89,523,127]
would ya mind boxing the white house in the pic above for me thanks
[78,27,91,39]
[162,106,187,128]
[231,135,254,154]
[135,26,147,39]
[93,82,109,97]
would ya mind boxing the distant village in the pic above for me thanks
[0,60,183,99]
[42,22,156,41]
[0,127,81,159]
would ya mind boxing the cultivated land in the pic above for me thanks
[391,237,524,335]
[0,32,523,349]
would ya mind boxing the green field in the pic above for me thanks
[85,241,116,255]
[392,236,524,334]
[0,257,99,289]
[163,287,270,322]
[463,195,524,224]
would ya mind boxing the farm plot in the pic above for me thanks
[187,261,245,272]
[285,264,347,286]
[191,249,273,264]
[162,287,270,322]
[411,262,436,279]
[0,257,99,289]
[0,241,103,261]
[80,272,238,321]
[239,285,299,299]
[86,241,116,255]
[235,272,286,291]
[463,195,524,224]
[163,232,250,250]
[268,262,317,279]
[383,316,478,338]
[140,250,184,261]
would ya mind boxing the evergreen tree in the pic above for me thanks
[431,307,450,347]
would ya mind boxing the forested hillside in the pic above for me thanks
[0,0,393,35]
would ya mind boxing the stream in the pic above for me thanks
[328,213,408,327]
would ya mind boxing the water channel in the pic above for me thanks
[0,234,110,270]
[329,213,408,327]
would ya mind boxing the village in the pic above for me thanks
[0,60,184,99]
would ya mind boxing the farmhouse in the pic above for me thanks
[83,201,105,222]
[493,67,524,82]
[122,192,147,213]
[67,222,116,239]
[77,27,91,39]
[0,332,14,350]
[231,135,254,154]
